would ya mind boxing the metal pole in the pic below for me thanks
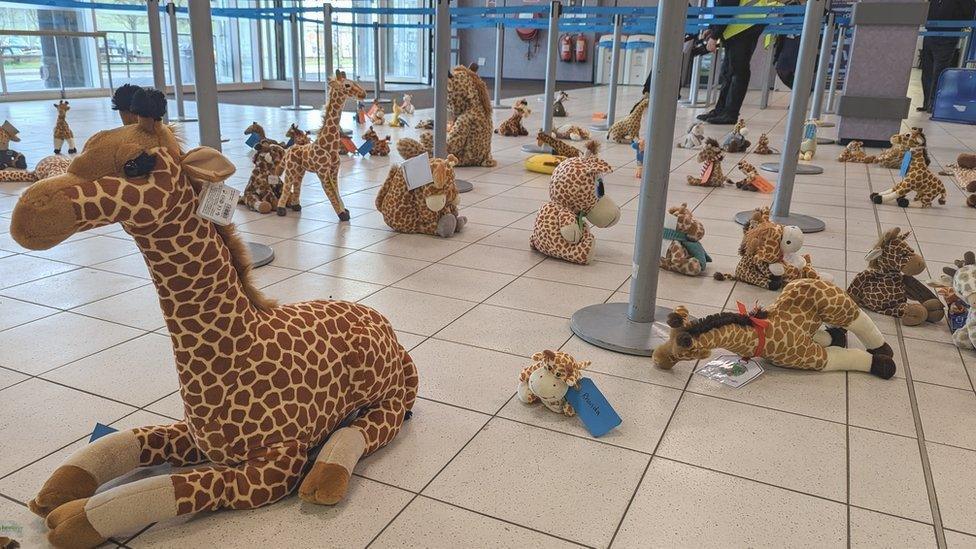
[166,2,195,122]
[824,24,845,114]
[283,12,312,110]
[760,39,775,109]
[187,0,221,149]
[522,0,560,153]
[103,35,114,91]
[52,36,65,99]
[323,3,334,85]
[809,12,834,124]
[146,0,167,99]
[570,0,690,355]
[704,48,720,106]
[736,0,827,233]
[591,13,622,131]
[433,0,471,192]
[492,22,508,109]
[958,30,970,68]
[370,22,390,103]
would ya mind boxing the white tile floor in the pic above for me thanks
[1,71,975,548]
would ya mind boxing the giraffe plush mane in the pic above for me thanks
[215,223,276,312]
[677,309,768,337]
[868,229,907,270]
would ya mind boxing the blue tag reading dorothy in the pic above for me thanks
[803,122,817,140]
[89,423,118,443]
[244,132,262,149]
[564,377,621,438]
[899,150,912,177]
[357,139,374,157]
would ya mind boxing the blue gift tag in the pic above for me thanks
[564,377,621,438]
[244,132,262,149]
[899,150,912,177]
[89,422,118,443]
[285,137,295,148]
[803,122,817,140]
[357,139,374,156]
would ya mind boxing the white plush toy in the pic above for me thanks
[942,251,976,350]
[517,350,590,417]
[768,225,807,277]
[677,121,705,149]
[400,94,415,115]
[799,119,817,161]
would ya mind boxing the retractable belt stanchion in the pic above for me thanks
[166,1,196,122]
[570,1,689,356]
[522,1,561,153]
[370,22,391,104]
[433,0,472,192]
[146,0,167,122]
[809,12,835,137]
[591,13,622,130]
[759,38,775,109]
[681,0,708,108]
[282,12,313,110]
[737,0,827,233]
[824,23,845,114]
[492,21,509,109]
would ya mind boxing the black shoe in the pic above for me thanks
[696,109,720,121]
[916,106,928,112]
[706,115,738,125]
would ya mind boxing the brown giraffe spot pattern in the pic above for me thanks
[535,131,582,158]
[241,141,285,213]
[718,208,822,289]
[375,155,463,236]
[607,95,647,144]
[660,203,708,276]
[0,154,71,183]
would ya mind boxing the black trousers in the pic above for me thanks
[920,38,957,110]
[714,25,764,118]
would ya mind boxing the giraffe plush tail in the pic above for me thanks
[713,272,735,281]
[0,169,37,183]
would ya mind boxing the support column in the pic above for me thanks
[759,39,775,109]
[569,0,690,356]
[187,0,221,149]
[492,22,508,109]
[370,22,390,104]
[146,0,167,95]
[433,0,472,192]
[704,48,720,106]
[522,0,560,153]
[824,24,846,114]
[283,12,313,110]
[591,13,623,131]
[166,1,195,122]
[809,12,836,133]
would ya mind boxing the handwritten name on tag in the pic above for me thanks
[564,377,621,437]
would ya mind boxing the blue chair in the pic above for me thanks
[931,68,976,125]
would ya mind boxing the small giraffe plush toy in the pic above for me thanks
[942,251,976,351]
[751,133,776,155]
[285,123,310,147]
[388,101,407,128]
[241,140,286,214]
[653,282,897,379]
[676,121,705,149]
[400,94,415,115]
[721,119,750,153]
[0,154,71,184]
[530,154,620,265]
[375,154,466,238]
[53,100,77,155]
[847,228,945,326]
[553,91,570,118]
[495,99,531,136]
[536,131,590,158]
[837,140,871,163]
[870,145,946,208]
[687,138,731,187]
[866,127,927,169]
[734,160,774,193]
[517,350,590,416]
[362,126,391,156]
[555,124,590,141]
[607,94,648,144]
[715,208,822,290]
[945,153,976,207]
[799,120,816,161]
[0,120,26,170]
[661,203,711,276]
[370,102,386,126]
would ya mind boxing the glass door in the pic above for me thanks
[382,0,428,84]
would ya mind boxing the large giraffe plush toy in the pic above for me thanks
[494,99,531,136]
[10,99,416,549]
[847,227,945,326]
[606,94,648,144]
[530,154,620,265]
[661,203,711,276]
[870,145,946,208]
[276,70,366,220]
[241,140,286,214]
[687,138,731,187]
[397,63,496,167]
[942,251,976,351]
[375,153,466,237]
[653,279,897,379]
[53,100,77,155]
[865,127,927,169]
[837,140,871,163]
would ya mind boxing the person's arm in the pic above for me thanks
[708,0,741,41]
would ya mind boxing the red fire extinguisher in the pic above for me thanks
[560,34,573,62]
[575,34,587,62]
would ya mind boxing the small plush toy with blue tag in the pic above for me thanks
[799,120,817,161]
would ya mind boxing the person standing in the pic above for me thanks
[697,0,770,125]
[919,0,975,112]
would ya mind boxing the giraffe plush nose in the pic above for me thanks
[10,183,78,250]
[903,254,926,277]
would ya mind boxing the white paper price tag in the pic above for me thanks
[197,182,240,226]
[402,153,433,190]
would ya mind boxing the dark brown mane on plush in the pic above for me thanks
[704,137,720,149]
[869,228,905,269]
[685,309,766,337]
[214,223,277,313]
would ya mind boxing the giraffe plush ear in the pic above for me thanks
[864,248,883,262]
[565,360,589,387]
[182,147,236,184]
[445,154,458,167]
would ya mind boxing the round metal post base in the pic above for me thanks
[281,105,315,111]
[456,179,473,193]
[521,143,553,154]
[760,162,824,175]
[816,137,835,145]
[246,242,275,268]
[589,122,610,131]
[570,302,676,356]
[734,210,826,233]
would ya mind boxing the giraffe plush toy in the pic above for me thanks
[53,100,77,155]
[870,145,946,208]
[400,94,415,115]
[375,154,466,237]
[241,140,286,214]
[607,94,647,144]
[397,63,496,167]
[676,121,705,149]
[555,124,590,141]
[244,121,285,148]
[517,350,590,416]
[0,120,27,170]
[687,138,731,187]
[10,94,417,549]
[837,140,871,163]
[277,70,366,220]
[847,227,944,326]
[388,101,407,128]
[653,280,897,379]
[945,153,976,207]
[751,133,776,155]
[495,99,531,136]
[661,203,711,276]
[734,160,774,192]
[530,154,620,265]
[866,127,926,169]
[942,251,976,351]
[715,208,822,290]
[362,126,391,156]
[553,91,570,118]
[369,101,386,126]
[285,123,310,147]
[721,118,750,153]
[0,154,71,184]
[535,131,590,158]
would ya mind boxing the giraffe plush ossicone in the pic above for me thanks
[530,154,619,265]
[837,140,870,163]
[687,138,731,187]
[661,203,711,276]
[870,146,946,208]
[397,63,496,167]
[241,140,286,214]
[10,95,417,549]
[653,280,897,379]
[375,154,466,237]
[607,94,647,144]
[277,70,367,220]
[847,227,944,326]
[517,350,590,416]
[53,100,77,155]
[942,251,976,351]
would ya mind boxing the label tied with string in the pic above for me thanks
[197,181,240,226]
[899,150,912,177]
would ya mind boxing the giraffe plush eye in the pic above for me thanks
[123,152,157,178]
[595,176,605,198]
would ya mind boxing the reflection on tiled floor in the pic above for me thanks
[1,71,974,548]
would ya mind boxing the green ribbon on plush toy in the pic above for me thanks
[662,227,711,268]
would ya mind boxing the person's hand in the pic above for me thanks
[706,38,718,52]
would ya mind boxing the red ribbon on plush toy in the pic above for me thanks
[737,301,769,359]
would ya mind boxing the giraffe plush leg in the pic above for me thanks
[53,138,63,155]
[845,310,895,358]
[276,171,301,216]
[30,423,205,518]
[317,172,348,220]
[67,138,77,155]
[44,442,306,549]
[298,427,366,505]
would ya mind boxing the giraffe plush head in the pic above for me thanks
[328,70,367,103]
[285,123,308,146]
[516,350,590,415]
[548,154,619,228]
[865,227,924,276]
[943,251,976,308]
[668,203,704,241]
[55,100,70,117]
[446,63,491,119]
[740,213,804,268]
[253,139,285,170]
[654,306,727,368]
[696,138,723,164]
[421,154,459,212]
[244,121,265,138]
[0,120,20,148]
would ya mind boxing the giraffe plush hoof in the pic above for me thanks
[826,327,848,348]
[767,275,785,291]
[923,299,945,323]
[338,209,351,222]
[870,193,882,204]
[45,498,105,549]
[276,207,287,216]
[869,354,897,379]
[968,195,976,208]
[54,149,61,155]
[435,214,457,238]
[67,149,77,155]
[29,465,98,518]
[867,342,894,358]
[298,462,351,505]
[290,204,302,212]
[455,215,467,233]
[895,197,910,208]
[257,201,272,214]
[902,303,927,326]
[1,535,19,549]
